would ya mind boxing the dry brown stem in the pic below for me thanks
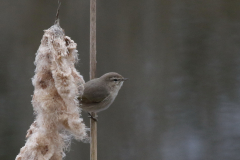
[90,0,97,160]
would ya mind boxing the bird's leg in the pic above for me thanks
[88,112,98,121]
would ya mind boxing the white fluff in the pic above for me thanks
[16,22,88,160]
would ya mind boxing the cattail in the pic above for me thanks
[16,20,88,160]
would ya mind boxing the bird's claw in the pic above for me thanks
[88,112,98,122]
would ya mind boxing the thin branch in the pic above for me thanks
[90,0,97,160]
[55,0,61,24]
[90,0,97,80]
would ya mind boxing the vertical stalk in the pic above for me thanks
[90,0,97,160]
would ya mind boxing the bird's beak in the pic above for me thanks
[122,78,128,81]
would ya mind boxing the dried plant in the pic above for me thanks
[16,20,88,160]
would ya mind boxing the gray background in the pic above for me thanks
[1,0,240,160]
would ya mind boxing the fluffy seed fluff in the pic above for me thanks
[16,21,88,160]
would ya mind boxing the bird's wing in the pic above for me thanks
[81,79,109,103]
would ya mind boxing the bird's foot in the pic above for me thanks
[88,112,98,122]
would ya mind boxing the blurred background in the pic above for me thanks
[1,0,240,160]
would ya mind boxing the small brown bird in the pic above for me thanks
[79,72,127,120]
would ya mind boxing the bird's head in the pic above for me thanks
[100,72,128,90]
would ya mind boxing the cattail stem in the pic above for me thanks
[90,0,97,160]
[90,112,97,160]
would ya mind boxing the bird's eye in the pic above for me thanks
[113,79,118,81]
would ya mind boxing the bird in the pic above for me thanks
[79,72,128,121]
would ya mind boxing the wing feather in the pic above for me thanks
[81,79,109,103]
